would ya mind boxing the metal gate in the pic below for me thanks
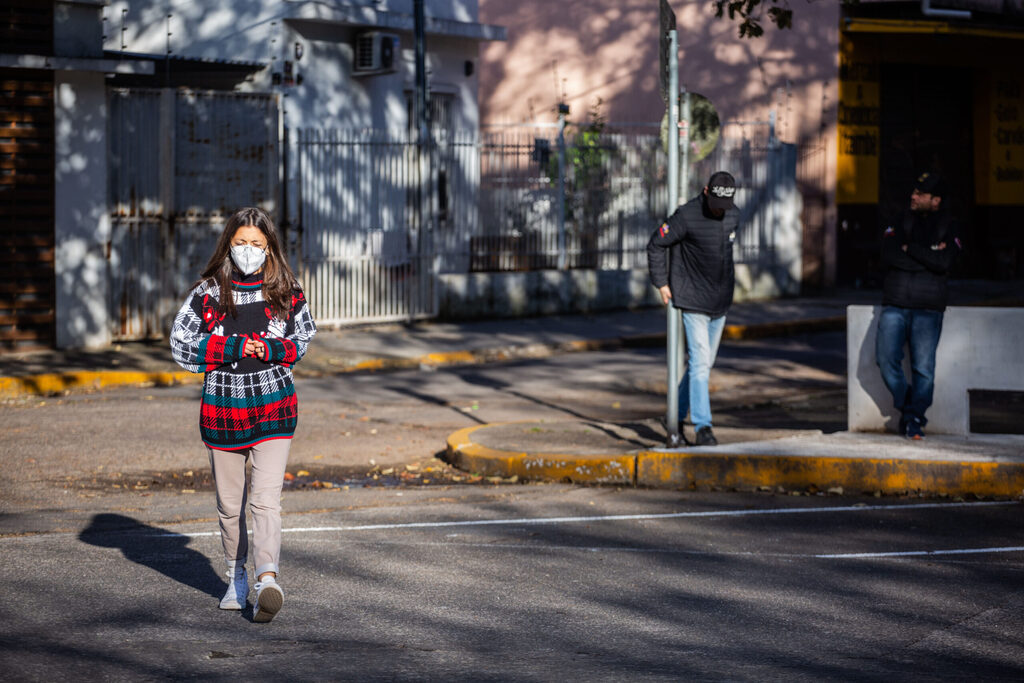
[692,120,802,293]
[107,88,280,340]
[289,128,441,326]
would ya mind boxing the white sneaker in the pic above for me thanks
[253,578,284,623]
[219,565,249,610]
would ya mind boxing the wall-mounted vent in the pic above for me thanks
[354,32,399,75]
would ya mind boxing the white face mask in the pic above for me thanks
[230,244,267,275]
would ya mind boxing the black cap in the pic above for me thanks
[706,171,736,211]
[914,171,945,197]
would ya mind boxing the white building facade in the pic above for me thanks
[1,0,504,350]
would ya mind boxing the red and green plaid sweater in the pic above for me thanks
[171,272,317,450]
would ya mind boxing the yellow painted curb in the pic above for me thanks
[347,350,490,373]
[446,423,635,486]
[0,370,201,399]
[637,451,1024,498]
[444,422,1024,497]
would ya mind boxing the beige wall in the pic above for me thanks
[478,0,842,285]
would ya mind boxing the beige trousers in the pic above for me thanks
[208,438,291,578]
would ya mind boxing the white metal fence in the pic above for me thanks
[107,97,802,337]
[289,128,459,326]
[289,126,674,325]
[692,121,802,291]
[469,126,668,272]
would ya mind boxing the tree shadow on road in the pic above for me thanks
[78,513,223,600]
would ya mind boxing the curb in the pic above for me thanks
[446,421,1024,498]
[0,370,201,399]
[446,424,636,485]
[0,316,847,399]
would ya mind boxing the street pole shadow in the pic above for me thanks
[78,513,223,601]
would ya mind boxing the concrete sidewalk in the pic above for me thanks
[0,288,873,398]
[2,280,1018,398]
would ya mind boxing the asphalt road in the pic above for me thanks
[0,332,848,517]
[10,332,1021,679]
[1,486,1022,680]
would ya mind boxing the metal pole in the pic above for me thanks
[556,103,568,271]
[680,87,690,206]
[414,0,428,145]
[665,29,682,448]
[413,0,433,321]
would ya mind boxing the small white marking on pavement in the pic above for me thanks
[150,500,1012,538]
[3,500,1015,544]
[310,538,1024,561]
[814,546,1024,559]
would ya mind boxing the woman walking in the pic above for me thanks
[171,207,316,623]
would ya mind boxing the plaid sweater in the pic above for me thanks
[170,272,317,450]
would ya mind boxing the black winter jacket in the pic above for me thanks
[647,194,739,317]
[880,207,960,311]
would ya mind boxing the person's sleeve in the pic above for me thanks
[905,222,961,274]
[261,289,317,368]
[646,211,686,288]
[879,224,920,271]
[170,290,246,372]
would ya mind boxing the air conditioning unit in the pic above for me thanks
[354,32,399,75]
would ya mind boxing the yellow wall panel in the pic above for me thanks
[837,35,879,204]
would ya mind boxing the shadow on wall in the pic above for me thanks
[854,306,901,433]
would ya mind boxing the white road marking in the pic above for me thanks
[150,499,1013,538]
[815,546,1024,559]
[305,538,1024,561]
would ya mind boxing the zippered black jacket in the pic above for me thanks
[880,207,960,312]
[647,194,739,317]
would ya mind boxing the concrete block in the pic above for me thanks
[848,305,1024,435]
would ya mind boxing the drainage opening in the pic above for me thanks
[969,390,1024,435]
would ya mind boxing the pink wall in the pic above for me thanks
[478,0,842,284]
[479,0,839,140]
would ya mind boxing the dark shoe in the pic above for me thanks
[905,418,925,440]
[666,431,688,448]
[695,426,718,446]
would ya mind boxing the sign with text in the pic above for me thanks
[975,71,1024,205]
[837,35,879,205]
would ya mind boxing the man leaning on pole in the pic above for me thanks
[647,171,739,446]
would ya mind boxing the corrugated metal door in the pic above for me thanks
[107,88,279,340]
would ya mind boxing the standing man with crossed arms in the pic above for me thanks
[647,171,739,446]
[876,171,961,440]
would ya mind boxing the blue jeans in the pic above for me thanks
[678,312,726,430]
[875,306,944,425]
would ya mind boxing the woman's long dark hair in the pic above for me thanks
[197,207,298,320]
